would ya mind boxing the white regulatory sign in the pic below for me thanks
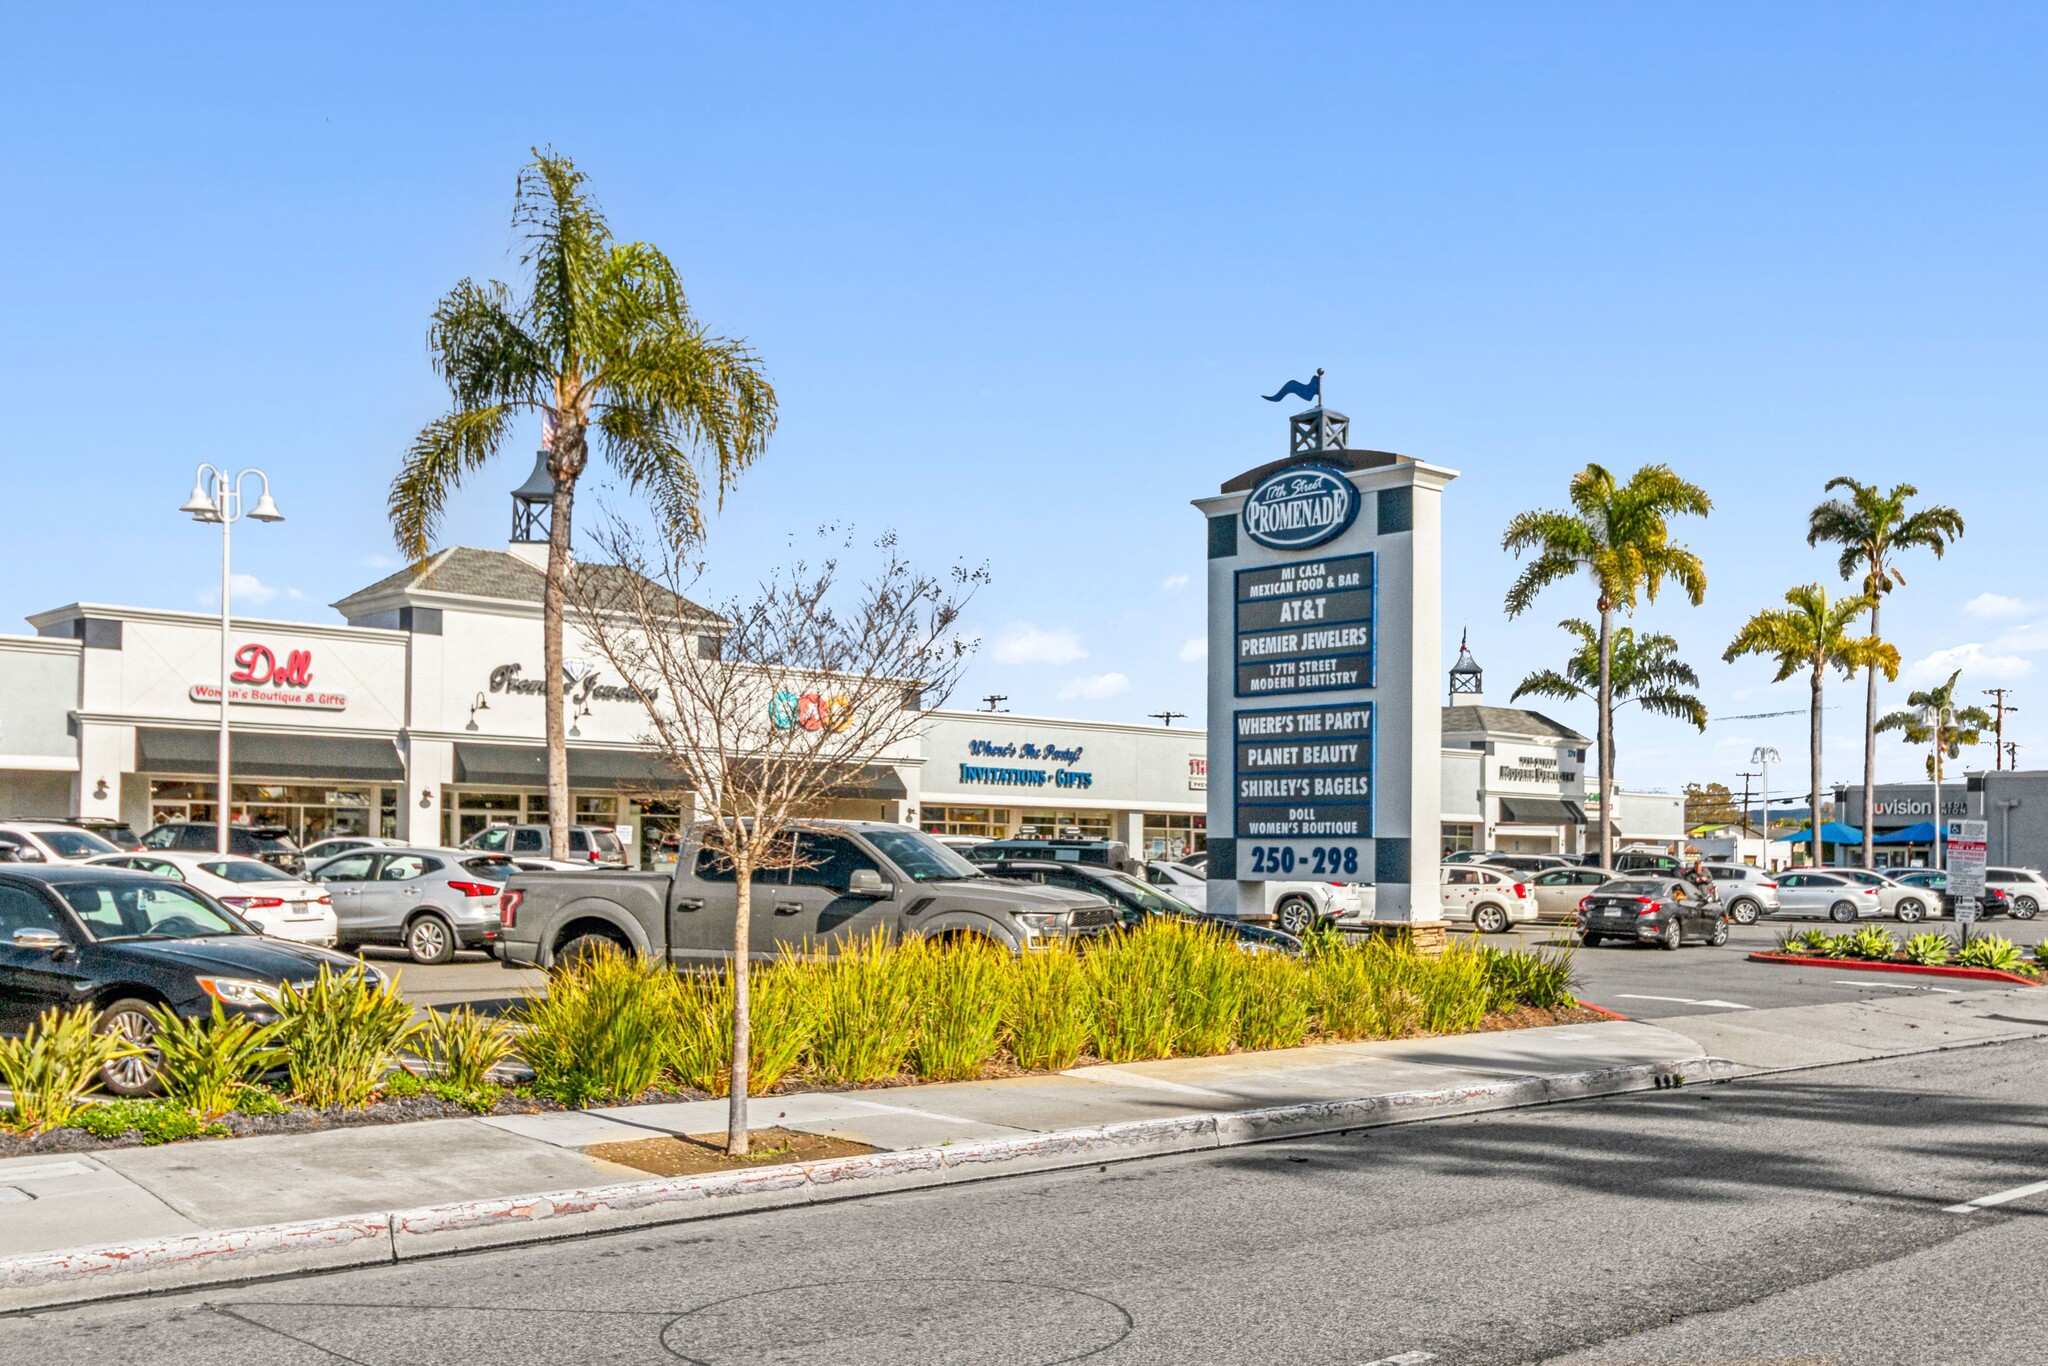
[1947,819,1988,905]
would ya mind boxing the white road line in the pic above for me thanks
[1943,1178,2048,1215]
[1614,993,1752,1010]
[1825,979,1961,994]
[1359,1353,1435,1365]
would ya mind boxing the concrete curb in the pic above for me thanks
[1747,952,2043,986]
[0,1055,1739,1313]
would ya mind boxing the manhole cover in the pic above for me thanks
[661,1278,1132,1365]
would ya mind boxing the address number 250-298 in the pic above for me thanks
[1248,845,1360,876]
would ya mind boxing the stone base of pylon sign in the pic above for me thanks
[1342,920,1449,957]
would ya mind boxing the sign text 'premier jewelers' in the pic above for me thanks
[1233,554,1374,698]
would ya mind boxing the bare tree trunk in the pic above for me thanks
[1810,664,1825,870]
[1861,600,1878,869]
[729,845,752,1156]
[543,426,584,863]
[1597,599,1614,870]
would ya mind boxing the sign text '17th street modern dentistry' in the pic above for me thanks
[1232,701,1373,876]
[1234,554,1374,698]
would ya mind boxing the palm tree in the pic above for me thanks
[1503,464,1711,868]
[1724,584,1899,869]
[1806,479,1964,867]
[1511,619,1708,735]
[1878,671,1992,868]
[391,150,777,858]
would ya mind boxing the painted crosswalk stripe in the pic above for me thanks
[1943,1178,2048,1214]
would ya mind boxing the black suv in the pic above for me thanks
[965,838,1136,873]
[140,822,306,876]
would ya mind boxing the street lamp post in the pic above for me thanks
[1919,702,1959,873]
[1751,746,1781,870]
[180,467,285,856]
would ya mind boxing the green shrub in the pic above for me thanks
[381,1067,425,1099]
[146,1002,283,1122]
[235,1085,288,1115]
[1957,934,2025,972]
[1415,943,1493,1034]
[513,945,671,1106]
[272,967,420,1110]
[1843,925,1900,963]
[910,936,1011,1080]
[1481,946,1579,1011]
[1167,922,1250,1057]
[1901,932,1954,966]
[0,1007,138,1134]
[417,1005,515,1092]
[667,958,818,1096]
[425,1079,502,1113]
[1084,926,1183,1062]
[1780,927,1840,958]
[71,1098,216,1144]
[1236,952,1311,1051]
[810,930,921,1082]
[1005,942,1094,1070]
[1305,938,1383,1040]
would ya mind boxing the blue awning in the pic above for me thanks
[1774,821,1870,844]
[1873,821,1941,845]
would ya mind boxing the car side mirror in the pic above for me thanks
[13,928,62,951]
[845,868,891,898]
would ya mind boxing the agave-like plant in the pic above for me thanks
[1844,925,1899,962]
[1956,934,2025,973]
[1900,932,1954,966]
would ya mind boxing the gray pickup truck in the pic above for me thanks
[497,820,1120,969]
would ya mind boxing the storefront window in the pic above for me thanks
[1441,823,1478,857]
[1016,809,1113,841]
[921,806,1012,838]
[1141,812,1206,861]
[146,781,389,847]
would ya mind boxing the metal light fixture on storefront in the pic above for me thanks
[466,692,489,732]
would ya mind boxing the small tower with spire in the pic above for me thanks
[1449,629,1484,705]
[509,450,555,567]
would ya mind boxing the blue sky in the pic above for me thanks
[6,3,2044,800]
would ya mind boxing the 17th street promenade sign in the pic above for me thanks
[1194,401,1456,927]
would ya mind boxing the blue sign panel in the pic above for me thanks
[1240,465,1361,551]
[1232,554,1375,699]
[1232,701,1374,878]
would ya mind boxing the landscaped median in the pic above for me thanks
[2,923,1592,1156]
[1749,926,2046,986]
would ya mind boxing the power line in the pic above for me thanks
[1149,710,1187,727]
[980,694,1009,713]
[1712,706,1842,722]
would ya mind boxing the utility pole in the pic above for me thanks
[980,694,1008,713]
[1984,688,2018,769]
[1149,710,1187,727]
[2006,739,2021,769]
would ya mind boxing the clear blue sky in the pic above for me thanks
[6,3,2043,800]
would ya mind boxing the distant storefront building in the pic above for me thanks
[1436,640,1591,856]
[1837,773,2047,869]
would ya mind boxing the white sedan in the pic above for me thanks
[87,851,339,947]
[1143,861,1371,935]
[1441,864,1540,934]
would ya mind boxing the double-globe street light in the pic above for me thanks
[1751,745,1781,868]
[179,467,285,856]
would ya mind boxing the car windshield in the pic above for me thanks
[459,855,517,882]
[593,830,623,854]
[199,860,296,884]
[1097,870,1197,916]
[864,830,984,882]
[1605,880,1666,895]
[55,879,246,940]
[35,829,119,858]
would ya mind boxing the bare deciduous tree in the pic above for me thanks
[573,523,984,1154]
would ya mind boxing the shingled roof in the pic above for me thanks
[333,547,721,624]
[1440,704,1589,744]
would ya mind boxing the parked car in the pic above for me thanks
[1766,870,1885,923]
[1528,866,1616,921]
[0,865,366,1094]
[85,852,337,947]
[1986,867,2047,919]
[965,837,1138,873]
[932,834,990,854]
[497,821,1120,970]
[7,816,143,852]
[140,823,307,876]
[299,834,408,864]
[1700,864,1783,925]
[1177,849,1209,872]
[1440,864,1538,934]
[982,859,1303,954]
[309,846,517,963]
[1141,861,1371,933]
[1577,877,1730,950]
[1443,850,1503,866]
[1484,853,1576,875]
[0,820,123,864]
[1834,868,1938,923]
[1891,869,2014,919]
[462,822,627,867]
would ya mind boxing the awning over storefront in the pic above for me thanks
[1872,821,1940,845]
[1498,797,1585,825]
[722,757,910,801]
[451,742,690,790]
[138,727,404,782]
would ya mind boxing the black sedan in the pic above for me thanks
[0,865,370,1093]
[1890,869,2013,919]
[981,859,1306,954]
[1577,878,1729,950]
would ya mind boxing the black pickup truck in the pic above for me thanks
[497,820,1120,969]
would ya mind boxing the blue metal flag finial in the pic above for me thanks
[1262,368,1323,404]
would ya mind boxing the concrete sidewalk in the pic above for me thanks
[4,988,2044,1312]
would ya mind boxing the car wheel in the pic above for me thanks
[1829,901,1858,924]
[1708,918,1729,947]
[1275,897,1317,937]
[1894,898,1926,924]
[1728,898,1760,926]
[1580,933,1601,948]
[555,932,628,967]
[2012,896,2039,921]
[1661,919,1683,951]
[405,913,456,965]
[1473,903,1510,935]
[96,997,163,1097]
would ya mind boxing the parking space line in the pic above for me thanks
[1826,979,1961,994]
[1613,993,1752,1010]
[1943,1178,2048,1214]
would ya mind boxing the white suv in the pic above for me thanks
[1987,868,2046,920]
[1702,863,1783,925]
[0,820,122,864]
[1441,864,1538,934]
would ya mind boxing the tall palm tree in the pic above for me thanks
[1511,618,1709,732]
[1724,584,1898,869]
[1806,479,1964,867]
[1503,464,1711,868]
[391,150,777,858]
